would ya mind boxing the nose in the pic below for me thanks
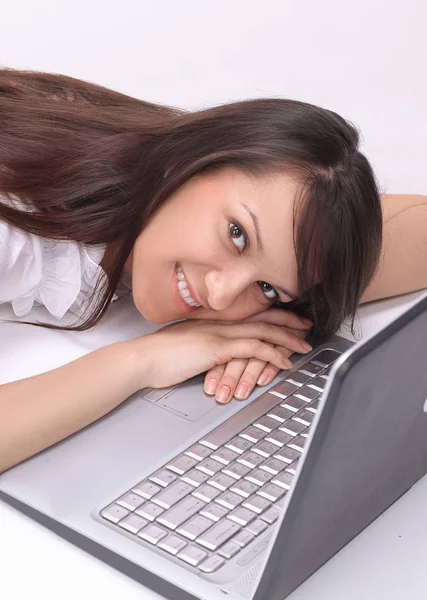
[205,268,252,312]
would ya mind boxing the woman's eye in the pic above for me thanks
[229,222,248,252]
[258,281,279,301]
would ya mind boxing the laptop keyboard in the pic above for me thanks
[100,349,341,574]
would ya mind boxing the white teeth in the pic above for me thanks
[175,263,201,308]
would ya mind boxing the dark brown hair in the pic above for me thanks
[0,67,382,340]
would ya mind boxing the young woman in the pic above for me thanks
[0,68,425,474]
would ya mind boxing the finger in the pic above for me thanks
[234,357,269,400]
[214,358,249,404]
[235,348,289,400]
[220,338,293,372]
[256,363,280,386]
[218,322,312,355]
[204,364,226,396]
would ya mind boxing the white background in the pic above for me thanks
[0,1,426,598]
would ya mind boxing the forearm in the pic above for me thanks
[0,341,141,474]
[361,194,427,303]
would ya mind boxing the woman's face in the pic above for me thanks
[127,167,300,324]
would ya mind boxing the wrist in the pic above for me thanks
[116,338,151,392]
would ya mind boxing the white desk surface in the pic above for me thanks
[1,290,426,600]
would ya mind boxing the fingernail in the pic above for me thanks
[302,342,312,352]
[205,379,218,395]
[217,385,231,404]
[283,359,292,370]
[235,383,249,399]
[257,373,269,386]
[302,318,313,326]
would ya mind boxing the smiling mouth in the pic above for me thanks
[175,263,202,308]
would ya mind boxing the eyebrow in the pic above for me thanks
[239,201,297,301]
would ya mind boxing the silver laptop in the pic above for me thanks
[1,292,427,600]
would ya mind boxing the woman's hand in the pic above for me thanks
[125,316,312,392]
[203,309,313,403]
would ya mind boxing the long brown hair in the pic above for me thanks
[0,67,382,340]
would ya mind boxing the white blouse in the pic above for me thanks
[0,215,131,319]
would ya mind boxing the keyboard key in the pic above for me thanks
[287,436,307,452]
[137,524,168,544]
[265,429,293,447]
[193,484,221,503]
[269,380,298,399]
[272,471,294,490]
[223,461,252,480]
[267,405,294,423]
[294,409,315,426]
[233,530,255,548]
[242,495,272,514]
[253,416,280,433]
[135,502,164,522]
[200,503,230,522]
[307,376,326,391]
[198,554,226,573]
[182,468,211,487]
[246,519,268,536]
[211,447,240,465]
[230,479,259,499]
[218,541,241,559]
[257,483,285,502]
[259,457,286,475]
[273,446,301,464]
[101,503,130,524]
[279,420,306,436]
[285,460,300,475]
[177,545,208,567]
[299,362,324,377]
[158,535,187,556]
[157,496,206,530]
[245,468,274,486]
[286,371,312,386]
[260,507,280,524]
[237,451,265,469]
[149,469,178,488]
[116,492,145,511]
[196,458,224,476]
[118,514,148,534]
[307,398,320,412]
[239,426,265,443]
[225,436,253,454]
[227,507,257,526]
[185,444,213,461]
[321,367,331,378]
[280,396,306,412]
[252,440,279,458]
[176,515,213,540]
[208,473,236,491]
[294,386,319,401]
[197,520,241,551]
[166,454,199,475]
[151,481,193,509]
[133,481,161,500]
[215,491,244,510]
[311,349,341,367]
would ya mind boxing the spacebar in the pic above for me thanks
[199,392,282,450]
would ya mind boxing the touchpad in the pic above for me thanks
[140,375,219,421]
